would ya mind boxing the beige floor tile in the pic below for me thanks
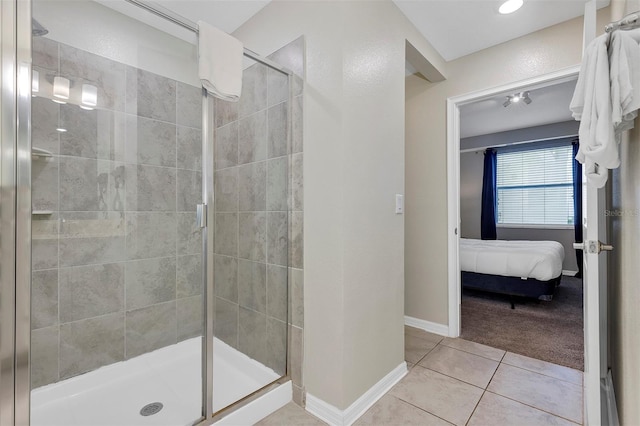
[405,326,445,344]
[419,345,499,388]
[405,334,438,364]
[440,337,505,362]
[487,364,583,424]
[255,402,327,426]
[355,394,453,425]
[389,365,483,426]
[468,392,579,426]
[502,352,583,385]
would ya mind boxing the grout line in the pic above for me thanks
[500,356,583,385]
[437,340,505,363]
[410,364,485,391]
[53,42,63,384]
[498,362,583,389]
[483,389,582,425]
[465,389,487,426]
[388,394,456,425]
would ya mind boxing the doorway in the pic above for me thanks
[446,65,609,426]
[456,76,584,371]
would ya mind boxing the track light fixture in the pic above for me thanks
[503,91,532,107]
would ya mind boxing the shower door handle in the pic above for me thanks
[196,203,207,228]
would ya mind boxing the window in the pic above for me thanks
[496,144,574,226]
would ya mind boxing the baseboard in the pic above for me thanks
[306,362,407,426]
[404,315,449,336]
[562,270,579,277]
[604,370,620,426]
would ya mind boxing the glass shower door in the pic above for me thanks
[211,55,290,414]
[29,1,204,424]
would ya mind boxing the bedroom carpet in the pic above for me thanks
[461,276,584,371]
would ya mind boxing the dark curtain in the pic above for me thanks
[572,140,584,278]
[481,148,497,240]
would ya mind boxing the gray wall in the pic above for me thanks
[460,151,483,239]
[31,37,203,388]
[460,120,579,151]
[459,150,579,273]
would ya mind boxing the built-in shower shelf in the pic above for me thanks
[32,147,53,159]
[32,210,53,215]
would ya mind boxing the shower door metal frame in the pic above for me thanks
[5,0,294,424]
[2,0,33,423]
[0,0,19,423]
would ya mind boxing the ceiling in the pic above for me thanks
[101,1,611,65]
[460,78,578,138]
[153,0,270,34]
[393,0,609,61]
[118,1,590,138]
[96,0,270,44]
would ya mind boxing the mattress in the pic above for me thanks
[460,238,565,282]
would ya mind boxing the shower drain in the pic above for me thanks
[140,402,164,416]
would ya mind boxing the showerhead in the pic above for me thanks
[32,19,48,37]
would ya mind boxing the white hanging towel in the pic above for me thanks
[609,28,640,134]
[197,21,243,102]
[570,33,617,188]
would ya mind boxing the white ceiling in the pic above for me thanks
[110,1,588,138]
[393,0,610,61]
[96,0,270,44]
[153,0,270,34]
[460,78,578,138]
[101,0,611,64]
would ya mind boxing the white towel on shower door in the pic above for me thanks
[197,21,243,102]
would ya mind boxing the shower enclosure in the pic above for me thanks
[1,0,293,424]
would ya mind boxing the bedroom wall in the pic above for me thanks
[459,120,582,273]
[608,0,640,423]
[405,7,611,326]
[459,150,578,272]
[460,120,579,151]
[459,151,483,240]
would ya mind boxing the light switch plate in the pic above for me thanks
[395,194,404,214]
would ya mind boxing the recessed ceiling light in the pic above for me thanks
[499,0,523,14]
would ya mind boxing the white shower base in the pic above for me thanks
[31,338,289,426]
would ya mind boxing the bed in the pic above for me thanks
[460,238,565,302]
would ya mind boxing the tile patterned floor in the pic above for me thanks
[256,326,584,425]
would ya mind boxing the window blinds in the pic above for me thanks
[496,144,574,226]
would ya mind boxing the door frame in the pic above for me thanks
[445,66,613,422]
[446,65,581,337]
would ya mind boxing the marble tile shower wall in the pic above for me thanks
[212,37,304,404]
[30,37,203,388]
